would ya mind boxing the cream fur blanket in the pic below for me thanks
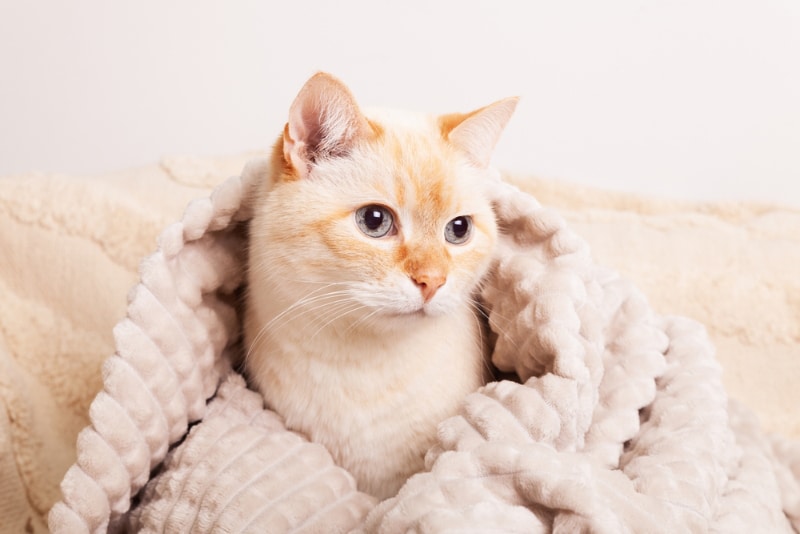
[1,153,798,532]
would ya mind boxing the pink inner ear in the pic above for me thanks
[294,105,328,159]
[283,72,371,178]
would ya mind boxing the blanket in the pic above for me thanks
[1,153,798,532]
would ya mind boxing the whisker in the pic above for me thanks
[245,297,353,366]
[466,304,495,383]
[308,302,368,340]
[345,307,382,334]
[305,298,360,332]
[470,296,520,352]
[244,284,355,363]
[266,289,351,331]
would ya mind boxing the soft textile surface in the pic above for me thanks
[0,153,798,532]
[0,154,253,533]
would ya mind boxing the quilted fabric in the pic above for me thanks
[46,159,800,532]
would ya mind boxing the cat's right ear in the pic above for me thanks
[282,72,372,180]
[441,97,519,168]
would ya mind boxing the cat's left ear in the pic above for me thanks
[441,97,519,168]
[283,72,372,179]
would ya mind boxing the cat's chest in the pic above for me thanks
[255,315,484,428]
[266,330,454,402]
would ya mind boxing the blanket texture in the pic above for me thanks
[1,152,799,532]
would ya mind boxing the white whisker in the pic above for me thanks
[244,283,355,363]
[308,301,369,340]
[345,307,383,335]
[469,291,521,352]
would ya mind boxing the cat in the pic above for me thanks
[243,72,517,500]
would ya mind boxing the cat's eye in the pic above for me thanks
[445,216,472,244]
[355,205,395,238]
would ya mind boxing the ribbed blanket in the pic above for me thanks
[42,158,800,532]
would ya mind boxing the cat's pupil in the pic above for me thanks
[451,217,468,237]
[365,208,384,230]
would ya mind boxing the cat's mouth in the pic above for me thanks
[387,303,443,319]
[386,308,426,318]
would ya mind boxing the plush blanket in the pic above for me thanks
[1,153,799,532]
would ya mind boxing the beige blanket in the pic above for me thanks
[1,153,798,532]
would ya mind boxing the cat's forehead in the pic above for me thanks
[362,106,459,175]
[362,106,434,132]
[347,108,486,222]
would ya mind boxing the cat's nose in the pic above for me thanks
[411,272,446,303]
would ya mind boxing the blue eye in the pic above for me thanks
[356,205,394,238]
[445,216,472,244]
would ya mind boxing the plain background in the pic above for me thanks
[2,0,799,206]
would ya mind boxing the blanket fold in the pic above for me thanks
[125,374,376,533]
[46,159,800,533]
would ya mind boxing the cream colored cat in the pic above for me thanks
[244,72,517,499]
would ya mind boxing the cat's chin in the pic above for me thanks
[364,309,437,333]
[381,303,452,321]
[388,308,429,319]
[396,294,468,318]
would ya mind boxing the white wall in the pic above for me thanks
[2,0,799,206]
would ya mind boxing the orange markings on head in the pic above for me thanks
[437,109,481,140]
[366,118,385,139]
[272,130,304,184]
[382,132,458,224]
[414,171,450,217]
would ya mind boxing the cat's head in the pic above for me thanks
[249,72,517,329]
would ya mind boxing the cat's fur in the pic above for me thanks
[244,72,517,499]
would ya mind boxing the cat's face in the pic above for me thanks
[248,73,517,331]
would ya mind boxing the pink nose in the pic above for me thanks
[411,272,446,302]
